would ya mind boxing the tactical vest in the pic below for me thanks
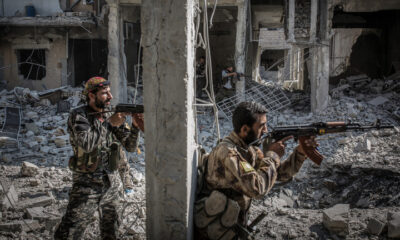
[194,147,242,240]
[68,114,121,173]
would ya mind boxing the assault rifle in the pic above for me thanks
[236,211,267,240]
[89,104,144,115]
[250,120,394,165]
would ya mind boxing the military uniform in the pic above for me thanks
[216,70,236,102]
[195,131,307,239]
[119,149,135,190]
[54,105,139,240]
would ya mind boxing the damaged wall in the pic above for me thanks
[330,28,363,77]
[0,28,67,90]
[2,0,63,17]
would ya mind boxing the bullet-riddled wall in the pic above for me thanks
[0,28,67,91]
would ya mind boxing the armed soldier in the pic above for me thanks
[194,101,318,239]
[55,77,144,240]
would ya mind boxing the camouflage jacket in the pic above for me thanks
[204,131,307,220]
[68,105,139,182]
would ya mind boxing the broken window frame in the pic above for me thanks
[16,49,47,81]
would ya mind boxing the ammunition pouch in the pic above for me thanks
[68,146,101,173]
[194,190,241,240]
[108,142,121,171]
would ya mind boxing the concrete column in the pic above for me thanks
[309,0,318,42]
[310,46,329,113]
[107,0,127,104]
[235,0,248,97]
[141,0,196,239]
[252,46,262,83]
[310,0,330,113]
[288,0,295,42]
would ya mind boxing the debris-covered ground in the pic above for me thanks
[0,77,399,239]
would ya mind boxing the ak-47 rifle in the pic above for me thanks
[235,211,268,240]
[250,119,394,165]
[88,104,144,115]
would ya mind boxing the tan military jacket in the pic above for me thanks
[205,131,307,215]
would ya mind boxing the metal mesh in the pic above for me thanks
[216,81,291,119]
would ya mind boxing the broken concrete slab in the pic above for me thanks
[322,204,350,237]
[21,161,40,177]
[367,218,386,236]
[25,122,40,135]
[26,206,45,219]
[368,96,389,106]
[0,220,41,232]
[0,180,18,210]
[17,196,54,209]
[388,212,400,238]
[0,137,18,148]
[25,206,60,223]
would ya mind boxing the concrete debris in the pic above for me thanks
[0,220,41,232]
[25,206,59,221]
[13,87,40,103]
[388,212,400,239]
[0,137,18,148]
[0,181,18,210]
[17,196,54,209]
[368,96,389,106]
[25,122,40,135]
[322,204,350,237]
[367,218,386,236]
[20,161,39,177]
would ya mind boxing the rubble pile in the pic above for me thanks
[0,86,146,239]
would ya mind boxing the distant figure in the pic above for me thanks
[216,65,238,102]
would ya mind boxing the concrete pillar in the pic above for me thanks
[141,0,196,239]
[309,0,318,42]
[310,0,330,113]
[107,0,127,104]
[310,46,329,113]
[235,0,248,97]
[288,0,295,42]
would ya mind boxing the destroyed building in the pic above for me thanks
[0,0,399,239]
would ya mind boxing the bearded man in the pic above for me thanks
[194,101,318,239]
[55,77,144,239]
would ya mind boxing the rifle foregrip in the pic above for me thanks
[299,137,323,165]
[326,121,346,127]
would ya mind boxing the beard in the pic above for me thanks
[94,97,110,109]
[243,128,258,145]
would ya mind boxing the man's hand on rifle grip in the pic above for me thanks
[297,136,319,156]
[109,112,128,127]
[266,135,293,158]
[132,113,144,132]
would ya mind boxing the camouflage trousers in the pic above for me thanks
[118,150,134,190]
[54,171,123,240]
[215,88,235,102]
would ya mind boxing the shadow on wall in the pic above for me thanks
[349,32,384,79]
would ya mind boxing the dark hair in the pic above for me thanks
[232,101,268,133]
[86,85,108,102]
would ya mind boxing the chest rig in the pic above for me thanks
[68,112,121,173]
